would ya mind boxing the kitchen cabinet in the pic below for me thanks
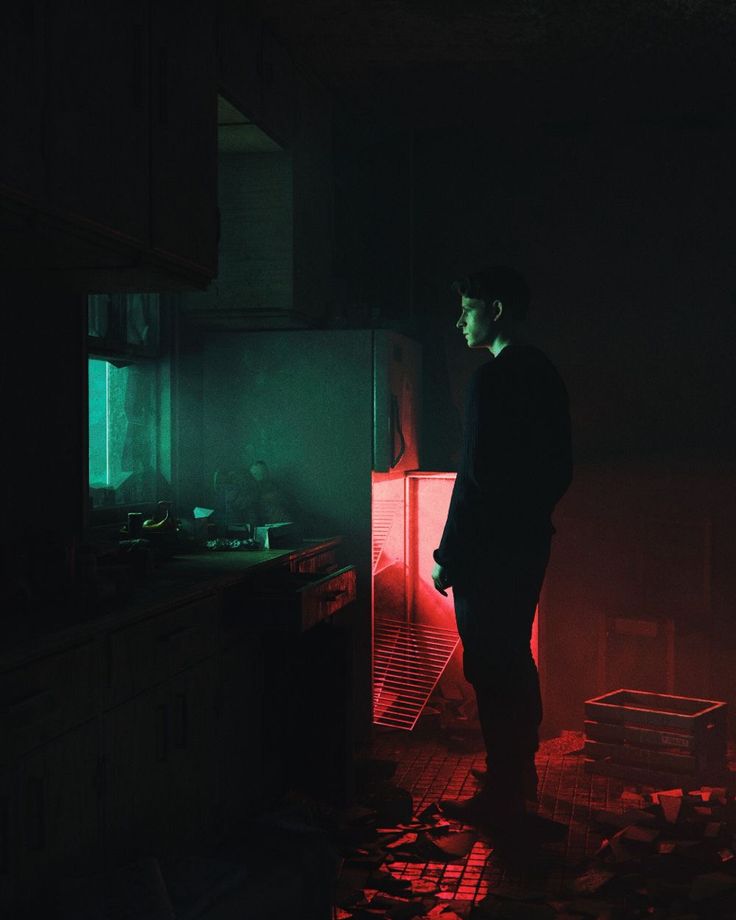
[103,594,218,709]
[149,0,218,279]
[44,0,150,254]
[216,0,263,123]
[216,642,264,832]
[0,3,45,269]
[259,29,296,149]
[0,538,352,910]
[0,0,218,288]
[0,641,98,768]
[0,768,18,905]
[17,721,100,891]
[0,3,44,208]
[102,658,218,862]
[216,9,294,149]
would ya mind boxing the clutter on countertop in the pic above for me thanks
[212,459,299,535]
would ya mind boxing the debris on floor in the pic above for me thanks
[53,857,176,920]
[346,729,736,920]
[42,735,736,920]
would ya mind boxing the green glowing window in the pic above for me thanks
[87,294,169,509]
[88,358,160,506]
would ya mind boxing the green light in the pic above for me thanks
[88,358,159,505]
[88,359,108,486]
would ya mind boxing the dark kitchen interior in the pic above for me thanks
[3,1,736,917]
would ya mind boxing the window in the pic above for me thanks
[87,294,171,511]
[88,292,160,355]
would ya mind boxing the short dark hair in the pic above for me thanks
[452,266,531,322]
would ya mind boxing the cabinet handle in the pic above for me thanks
[174,693,187,749]
[156,704,168,763]
[320,590,348,604]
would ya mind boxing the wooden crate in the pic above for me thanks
[583,688,729,789]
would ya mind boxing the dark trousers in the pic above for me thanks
[452,535,551,800]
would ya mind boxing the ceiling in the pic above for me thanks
[250,1,736,127]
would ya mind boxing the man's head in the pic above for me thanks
[452,267,531,352]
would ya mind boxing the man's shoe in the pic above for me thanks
[470,764,539,803]
[439,790,525,832]
[439,790,494,825]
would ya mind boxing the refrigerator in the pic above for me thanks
[201,328,422,740]
[373,471,539,729]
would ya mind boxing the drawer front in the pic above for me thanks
[104,595,218,708]
[290,549,337,575]
[298,566,356,632]
[0,642,97,764]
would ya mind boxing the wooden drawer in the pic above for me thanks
[0,643,97,764]
[289,547,337,575]
[103,595,218,708]
[257,565,357,633]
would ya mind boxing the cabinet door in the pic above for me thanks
[260,29,295,148]
[163,663,218,849]
[44,0,149,250]
[103,659,218,863]
[217,0,262,122]
[17,721,100,892]
[0,768,18,906]
[217,642,264,832]
[102,682,170,863]
[150,0,218,278]
[0,2,44,205]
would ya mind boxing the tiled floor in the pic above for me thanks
[365,723,649,906]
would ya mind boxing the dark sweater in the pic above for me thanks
[434,343,572,579]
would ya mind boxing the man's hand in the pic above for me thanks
[432,562,450,597]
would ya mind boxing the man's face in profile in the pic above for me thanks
[457,295,494,348]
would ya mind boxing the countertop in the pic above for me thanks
[2,537,342,673]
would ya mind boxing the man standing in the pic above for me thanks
[432,267,572,839]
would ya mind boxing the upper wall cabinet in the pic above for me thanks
[259,29,295,149]
[216,7,295,149]
[44,0,150,250]
[217,0,263,125]
[0,2,45,266]
[0,3,44,208]
[0,0,218,290]
[149,0,218,279]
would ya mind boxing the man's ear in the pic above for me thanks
[491,299,503,321]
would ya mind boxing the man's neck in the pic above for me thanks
[488,333,512,357]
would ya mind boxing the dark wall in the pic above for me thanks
[405,99,736,732]
[333,55,736,731]
[414,117,736,469]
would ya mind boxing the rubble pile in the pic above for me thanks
[554,785,736,920]
[331,764,736,920]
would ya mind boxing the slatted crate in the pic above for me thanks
[583,688,729,789]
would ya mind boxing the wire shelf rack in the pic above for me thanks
[373,618,460,730]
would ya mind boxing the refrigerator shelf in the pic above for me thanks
[372,619,460,731]
[372,499,404,574]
